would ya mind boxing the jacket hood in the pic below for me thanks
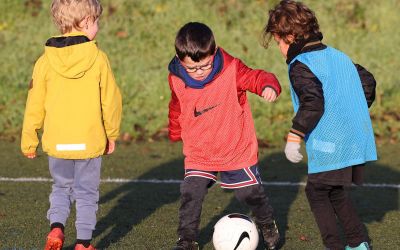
[44,32,99,79]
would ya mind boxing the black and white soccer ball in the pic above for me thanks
[212,213,259,250]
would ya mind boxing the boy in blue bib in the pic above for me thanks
[262,1,377,250]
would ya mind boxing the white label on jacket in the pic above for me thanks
[56,144,86,151]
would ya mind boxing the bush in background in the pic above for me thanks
[0,0,399,145]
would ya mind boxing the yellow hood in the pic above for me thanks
[44,32,99,79]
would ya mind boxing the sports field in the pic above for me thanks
[0,140,398,249]
[0,0,399,249]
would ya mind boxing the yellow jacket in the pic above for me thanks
[21,32,122,159]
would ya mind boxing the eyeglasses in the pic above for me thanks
[181,54,215,73]
[184,62,213,73]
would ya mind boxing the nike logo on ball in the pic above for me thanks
[234,232,250,250]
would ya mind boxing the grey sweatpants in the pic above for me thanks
[47,156,101,240]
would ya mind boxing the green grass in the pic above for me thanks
[0,1,398,249]
[0,140,398,249]
[0,0,399,143]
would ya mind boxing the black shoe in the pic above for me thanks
[172,238,199,250]
[258,220,280,250]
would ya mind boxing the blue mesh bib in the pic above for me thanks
[288,47,377,174]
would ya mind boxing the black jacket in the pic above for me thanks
[286,36,376,138]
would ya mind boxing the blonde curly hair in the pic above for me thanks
[51,0,103,34]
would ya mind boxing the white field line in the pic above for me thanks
[0,177,399,189]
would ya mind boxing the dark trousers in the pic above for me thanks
[305,181,366,250]
[177,176,274,241]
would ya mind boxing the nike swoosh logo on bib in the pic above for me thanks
[194,104,219,117]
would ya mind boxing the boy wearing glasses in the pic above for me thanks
[168,22,281,250]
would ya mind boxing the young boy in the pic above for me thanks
[168,22,282,250]
[263,1,377,250]
[21,0,122,249]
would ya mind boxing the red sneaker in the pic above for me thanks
[74,244,96,250]
[44,228,64,250]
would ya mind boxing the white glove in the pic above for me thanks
[284,132,303,163]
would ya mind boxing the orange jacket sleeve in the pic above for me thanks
[168,75,182,142]
[236,59,281,96]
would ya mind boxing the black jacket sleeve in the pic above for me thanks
[355,64,376,108]
[289,61,324,137]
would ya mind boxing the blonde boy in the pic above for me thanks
[21,0,122,249]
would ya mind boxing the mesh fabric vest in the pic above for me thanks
[288,47,377,174]
[170,60,258,171]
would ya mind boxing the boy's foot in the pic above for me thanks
[345,242,370,250]
[258,220,280,250]
[74,243,96,250]
[172,238,199,250]
[44,228,65,250]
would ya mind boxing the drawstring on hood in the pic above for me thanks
[44,32,99,79]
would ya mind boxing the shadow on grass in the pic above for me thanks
[197,151,306,249]
[68,152,398,249]
[352,161,400,248]
[62,158,184,249]
[96,158,184,248]
[198,152,399,249]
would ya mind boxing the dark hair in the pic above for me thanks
[262,0,321,48]
[175,22,216,62]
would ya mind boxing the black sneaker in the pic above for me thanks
[172,238,199,250]
[258,220,280,250]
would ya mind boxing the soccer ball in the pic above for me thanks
[212,213,259,250]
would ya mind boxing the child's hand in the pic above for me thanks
[24,153,36,159]
[105,140,116,155]
[262,87,277,102]
[284,132,303,163]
